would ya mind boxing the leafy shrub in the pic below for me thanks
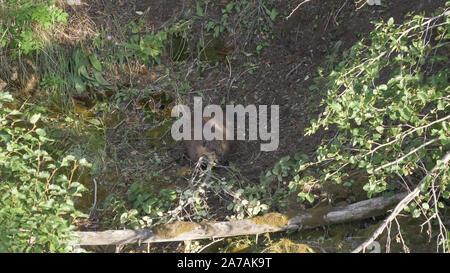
[0,0,67,57]
[122,30,168,65]
[0,91,89,252]
[119,19,190,65]
[285,5,449,250]
[302,8,449,195]
[110,182,177,229]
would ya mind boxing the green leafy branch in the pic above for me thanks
[0,91,91,252]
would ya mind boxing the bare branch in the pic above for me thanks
[286,0,312,20]
[352,151,450,253]
[374,138,439,172]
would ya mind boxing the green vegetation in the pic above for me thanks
[0,0,67,57]
[0,0,448,253]
[0,91,89,252]
[307,13,449,197]
[298,10,450,207]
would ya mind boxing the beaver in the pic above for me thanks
[185,116,231,164]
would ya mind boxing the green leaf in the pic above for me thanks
[87,118,101,126]
[93,71,113,89]
[412,209,421,218]
[417,91,427,103]
[196,2,203,17]
[89,55,102,71]
[78,65,93,80]
[73,76,86,94]
[375,126,384,133]
[330,102,342,112]
[269,9,278,21]
[30,114,41,124]
[387,17,394,26]
[35,128,46,136]
[225,3,234,13]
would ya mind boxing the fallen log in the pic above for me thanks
[76,192,406,246]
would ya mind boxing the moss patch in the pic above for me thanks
[251,213,289,227]
[268,239,315,253]
[152,221,200,239]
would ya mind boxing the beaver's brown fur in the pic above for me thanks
[185,116,231,164]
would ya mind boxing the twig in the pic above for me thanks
[89,178,98,218]
[286,0,312,20]
[352,151,450,253]
[374,138,438,172]
[333,0,348,26]
[285,61,305,79]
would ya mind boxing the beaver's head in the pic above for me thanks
[184,116,231,165]
[186,139,230,164]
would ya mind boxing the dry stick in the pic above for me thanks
[88,178,98,218]
[76,193,406,246]
[374,138,438,172]
[352,151,450,253]
[286,0,312,20]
